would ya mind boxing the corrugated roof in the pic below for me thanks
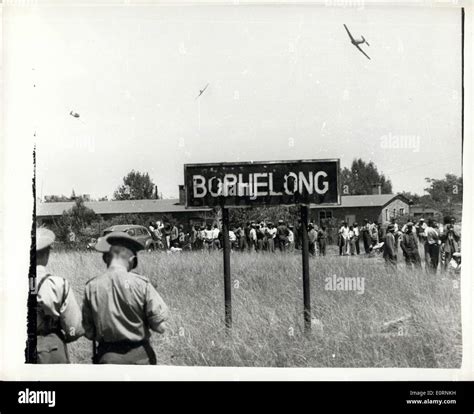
[37,198,212,218]
[311,194,405,209]
[37,194,406,217]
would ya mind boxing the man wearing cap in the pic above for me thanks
[82,232,169,364]
[36,228,84,363]
[400,222,421,269]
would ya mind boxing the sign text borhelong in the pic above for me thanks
[184,159,340,208]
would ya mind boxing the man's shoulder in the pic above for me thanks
[39,273,66,289]
[128,272,151,284]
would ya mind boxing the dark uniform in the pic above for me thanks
[83,232,169,364]
[36,228,84,363]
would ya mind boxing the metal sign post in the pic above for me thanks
[221,207,232,329]
[300,204,311,334]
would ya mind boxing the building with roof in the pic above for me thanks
[409,205,441,220]
[36,197,214,228]
[310,193,410,226]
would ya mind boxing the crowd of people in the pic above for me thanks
[336,217,461,274]
[148,215,461,274]
[149,219,312,253]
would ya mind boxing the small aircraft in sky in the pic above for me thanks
[69,110,80,118]
[343,24,371,60]
[195,83,209,100]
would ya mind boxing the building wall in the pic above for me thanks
[311,197,410,226]
[380,198,410,224]
[311,206,383,226]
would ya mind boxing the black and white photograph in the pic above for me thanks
[0,0,472,385]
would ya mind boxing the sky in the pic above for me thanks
[4,2,463,200]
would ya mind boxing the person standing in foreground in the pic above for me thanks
[83,232,169,364]
[36,228,84,363]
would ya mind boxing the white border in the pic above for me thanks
[0,0,472,381]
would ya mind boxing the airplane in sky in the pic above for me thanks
[343,24,371,60]
[195,83,209,100]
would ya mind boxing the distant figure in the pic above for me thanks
[317,225,328,256]
[353,222,360,254]
[308,223,318,256]
[212,224,221,249]
[243,222,252,251]
[383,224,397,267]
[276,220,290,252]
[36,228,84,363]
[424,219,440,274]
[229,227,237,249]
[295,219,303,250]
[266,222,277,252]
[191,225,200,250]
[83,232,169,364]
[361,219,371,254]
[249,223,257,252]
[338,222,349,256]
[440,224,460,271]
[369,220,379,247]
[203,224,214,251]
[162,223,171,249]
[238,224,248,251]
[170,223,179,248]
[400,222,421,269]
[348,226,356,255]
[287,225,295,251]
[256,222,265,251]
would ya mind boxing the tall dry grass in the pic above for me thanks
[48,248,462,367]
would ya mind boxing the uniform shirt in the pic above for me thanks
[37,265,84,340]
[82,263,169,343]
[353,227,360,237]
[229,231,237,242]
[212,228,220,239]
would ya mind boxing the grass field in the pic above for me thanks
[48,248,462,367]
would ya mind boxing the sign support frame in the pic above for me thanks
[221,206,232,329]
[300,204,312,334]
